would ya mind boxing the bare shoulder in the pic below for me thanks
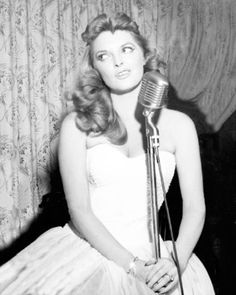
[161,108,193,124]
[59,111,86,147]
[60,111,78,131]
[160,108,196,134]
[158,108,198,152]
[60,112,84,136]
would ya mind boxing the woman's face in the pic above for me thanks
[91,30,146,94]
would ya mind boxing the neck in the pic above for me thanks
[111,84,141,120]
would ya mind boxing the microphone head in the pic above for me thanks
[138,71,169,110]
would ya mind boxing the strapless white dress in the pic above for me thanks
[0,143,215,295]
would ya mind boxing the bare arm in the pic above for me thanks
[173,113,205,271]
[58,113,143,274]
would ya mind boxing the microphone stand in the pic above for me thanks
[144,109,185,295]
[144,109,161,260]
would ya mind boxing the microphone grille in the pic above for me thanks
[138,71,168,109]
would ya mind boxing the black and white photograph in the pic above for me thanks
[0,1,235,294]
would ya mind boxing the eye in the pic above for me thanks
[96,52,109,61]
[122,45,135,54]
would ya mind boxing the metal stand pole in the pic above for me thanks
[144,109,184,295]
[145,110,161,260]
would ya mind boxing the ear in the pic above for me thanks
[142,57,146,66]
[143,52,150,66]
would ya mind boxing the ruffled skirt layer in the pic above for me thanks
[0,224,215,295]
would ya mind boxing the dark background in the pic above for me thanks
[166,110,236,295]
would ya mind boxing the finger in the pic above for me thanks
[146,264,166,287]
[145,258,169,281]
[149,269,177,292]
[145,258,156,266]
[146,260,173,287]
[147,269,172,290]
[159,273,177,293]
[159,280,175,293]
[151,275,170,292]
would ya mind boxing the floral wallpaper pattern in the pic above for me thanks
[0,0,236,248]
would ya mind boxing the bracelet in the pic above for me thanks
[127,256,139,276]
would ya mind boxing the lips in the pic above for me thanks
[115,69,131,79]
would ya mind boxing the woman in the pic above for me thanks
[0,13,215,295]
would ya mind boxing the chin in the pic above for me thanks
[111,80,142,95]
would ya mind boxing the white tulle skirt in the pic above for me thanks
[0,224,215,295]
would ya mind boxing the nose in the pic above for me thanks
[113,53,123,67]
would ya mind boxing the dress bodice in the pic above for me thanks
[87,143,176,256]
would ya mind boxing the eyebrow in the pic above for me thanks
[95,50,107,55]
[94,42,136,55]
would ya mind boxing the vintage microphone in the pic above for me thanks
[138,70,168,259]
[138,70,168,112]
[138,71,184,295]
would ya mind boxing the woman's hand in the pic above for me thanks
[134,259,150,282]
[145,257,178,293]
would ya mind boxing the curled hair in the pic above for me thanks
[71,13,165,144]
[71,66,126,144]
